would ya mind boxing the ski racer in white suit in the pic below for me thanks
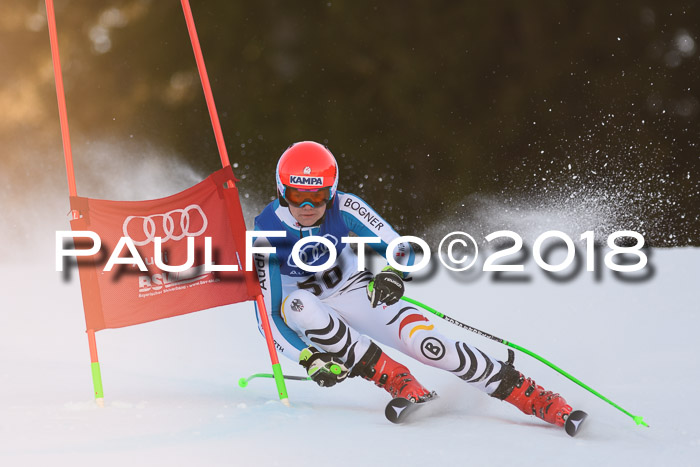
[253,141,576,427]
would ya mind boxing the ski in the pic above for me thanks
[564,410,588,437]
[385,393,438,424]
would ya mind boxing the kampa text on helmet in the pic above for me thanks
[289,175,324,186]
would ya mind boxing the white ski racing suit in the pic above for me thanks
[253,192,506,394]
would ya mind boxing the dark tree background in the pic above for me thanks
[2,1,698,245]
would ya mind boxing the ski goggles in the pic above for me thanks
[283,186,331,208]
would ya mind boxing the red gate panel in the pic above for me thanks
[69,166,258,331]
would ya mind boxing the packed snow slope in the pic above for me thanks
[1,243,698,467]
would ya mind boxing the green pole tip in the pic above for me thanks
[633,415,649,427]
[238,377,248,388]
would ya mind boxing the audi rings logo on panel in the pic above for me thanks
[122,204,208,246]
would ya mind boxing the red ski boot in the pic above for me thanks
[491,365,572,427]
[351,342,433,401]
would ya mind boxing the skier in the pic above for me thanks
[253,141,578,429]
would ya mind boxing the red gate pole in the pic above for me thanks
[180,0,289,404]
[45,0,105,406]
[45,0,76,199]
[180,0,230,169]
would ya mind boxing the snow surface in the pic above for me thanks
[2,238,699,466]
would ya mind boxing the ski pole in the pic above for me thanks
[401,295,649,427]
[239,373,311,388]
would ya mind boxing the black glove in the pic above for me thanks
[299,346,349,387]
[367,266,405,308]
